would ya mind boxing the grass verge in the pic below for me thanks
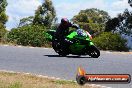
[0,71,100,88]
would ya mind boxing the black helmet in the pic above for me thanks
[61,18,69,24]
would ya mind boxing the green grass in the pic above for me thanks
[8,82,22,88]
[0,71,100,88]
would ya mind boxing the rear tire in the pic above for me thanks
[88,45,100,58]
[52,39,60,53]
[58,51,68,57]
[52,38,68,57]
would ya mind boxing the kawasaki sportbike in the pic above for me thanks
[46,29,100,58]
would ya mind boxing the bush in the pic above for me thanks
[0,23,7,42]
[92,32,129,51]
[7,25,51,47]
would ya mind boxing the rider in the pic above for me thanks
[55,18,92,53]
[55,18,79,39]
[55,18,79,52]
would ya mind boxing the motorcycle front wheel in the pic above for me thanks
[88,45,100,58]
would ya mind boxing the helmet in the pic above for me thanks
[61,18,69,24]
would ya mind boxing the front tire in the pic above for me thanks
[88,45,100,58]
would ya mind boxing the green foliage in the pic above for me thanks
[128,0,132,7]
[78,22,105,35]
[105,17,120,32]
[0,22,7,42]
[18,16,34,27]
[72,8,110,36]
[6,0,57,46]
[8,82,22,88]
[0,0,8,42]
[33,0,56,28]
[92,32,129,51]
[0,11,8,24]
[73,8,110,23]
[0,0,8,24]
[0,0,7,12]
[7,25,50,47]
[105,9,132,36]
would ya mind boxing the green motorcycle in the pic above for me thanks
[46,29,100,58]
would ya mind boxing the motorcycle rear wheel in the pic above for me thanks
[52,38,68,57]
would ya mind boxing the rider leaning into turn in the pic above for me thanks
[55,18,79,52]
[55,18,79,40]
[55,18,92,53]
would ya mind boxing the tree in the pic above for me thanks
[18,16,34,27]
[72,8,110,36]
[0,0,8,42]
[105,9,132,36]
[105,17,120,32]
[128,0,132,7]
[33,0,56,28]
[73,8,110,24]
[7,0,57,46]
[0,23,7,42]
[0,0,8,24]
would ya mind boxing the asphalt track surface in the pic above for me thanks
[0,45,132,88]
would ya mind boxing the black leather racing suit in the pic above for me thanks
[55,22,79,53]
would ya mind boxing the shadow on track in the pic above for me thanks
[44,55,92,58]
